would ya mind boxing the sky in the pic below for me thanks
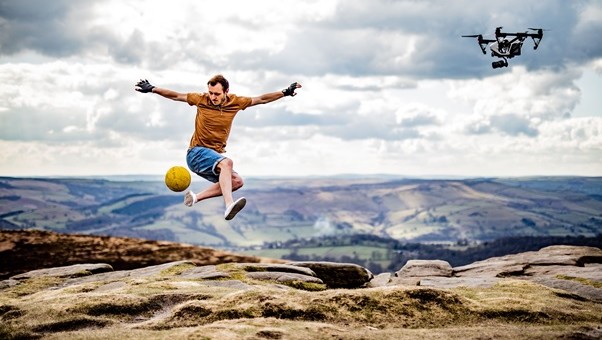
[1,0,601,178]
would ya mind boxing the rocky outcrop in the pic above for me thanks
[2,257,601,340]
[2,245,601,302]
[369,245,602,302]
[453,245,602,278]
[1,260,371,290]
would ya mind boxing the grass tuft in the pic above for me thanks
[5,277,64,297]
[556,275,602,289]
[159,263,197,277]
[0,322,40,340]
[32,317,112,333]
[283,281,327,292]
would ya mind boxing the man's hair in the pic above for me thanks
[207,74,229,92]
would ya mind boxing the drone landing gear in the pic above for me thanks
[492,58,508,69]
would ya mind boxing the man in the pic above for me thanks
[135,75,301,220]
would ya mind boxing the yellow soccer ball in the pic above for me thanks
[165,166,191,192]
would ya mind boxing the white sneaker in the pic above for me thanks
[184,190,197,207]
[224,197,246,220]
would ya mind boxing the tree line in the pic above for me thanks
[268,233,602,274]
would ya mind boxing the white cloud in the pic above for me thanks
[0,0,601,177]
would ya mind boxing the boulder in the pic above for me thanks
[290,261,373,288]
[366,273,393,288]
[395,260,453,278]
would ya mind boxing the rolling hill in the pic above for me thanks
[1,176,600,249]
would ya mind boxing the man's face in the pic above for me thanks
[208,83,227,106]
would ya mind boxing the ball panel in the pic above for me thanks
[165,166,191,192]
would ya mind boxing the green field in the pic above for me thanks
[241,244,392,270]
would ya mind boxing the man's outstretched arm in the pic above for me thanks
[250,82,302,107]
[135,79,187,102]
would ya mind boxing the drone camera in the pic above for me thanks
[492,60,508,69]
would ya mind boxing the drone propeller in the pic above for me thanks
[527,28,548,49]
[527,28,550,36]
[461,34,490,54]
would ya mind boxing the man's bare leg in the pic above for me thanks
[216,158,246,220]
[217,158,235,206]
[184,158,244,206]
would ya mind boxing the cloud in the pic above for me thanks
[221,1,602,78]
[0,0,600,177]
[490,114,539,137]
[3,1,601,79]
[449,66,582,119]
[397,106,442,128]
[0,1,99,57]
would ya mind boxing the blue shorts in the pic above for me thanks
[186,147,226,183]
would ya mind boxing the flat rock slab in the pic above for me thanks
[200,280,254,291]
[233,263,317,278]
[179,265,230,280]
[60,261,196,288]
[124,260,195,279]
[93,281,128,293]
[524,264,602,282]
[9,263,113,280]
[530,277,602,303]
[246,272,324,284]
[418,277,501,289]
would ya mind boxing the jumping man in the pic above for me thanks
[135,75,301,220]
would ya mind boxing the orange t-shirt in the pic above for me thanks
[186,93,252,153]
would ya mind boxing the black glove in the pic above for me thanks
[135,79,155,93]
[282,82,298,97]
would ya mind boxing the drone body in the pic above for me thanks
[463,27,545,69]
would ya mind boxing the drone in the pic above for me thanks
[462,27,545,69]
